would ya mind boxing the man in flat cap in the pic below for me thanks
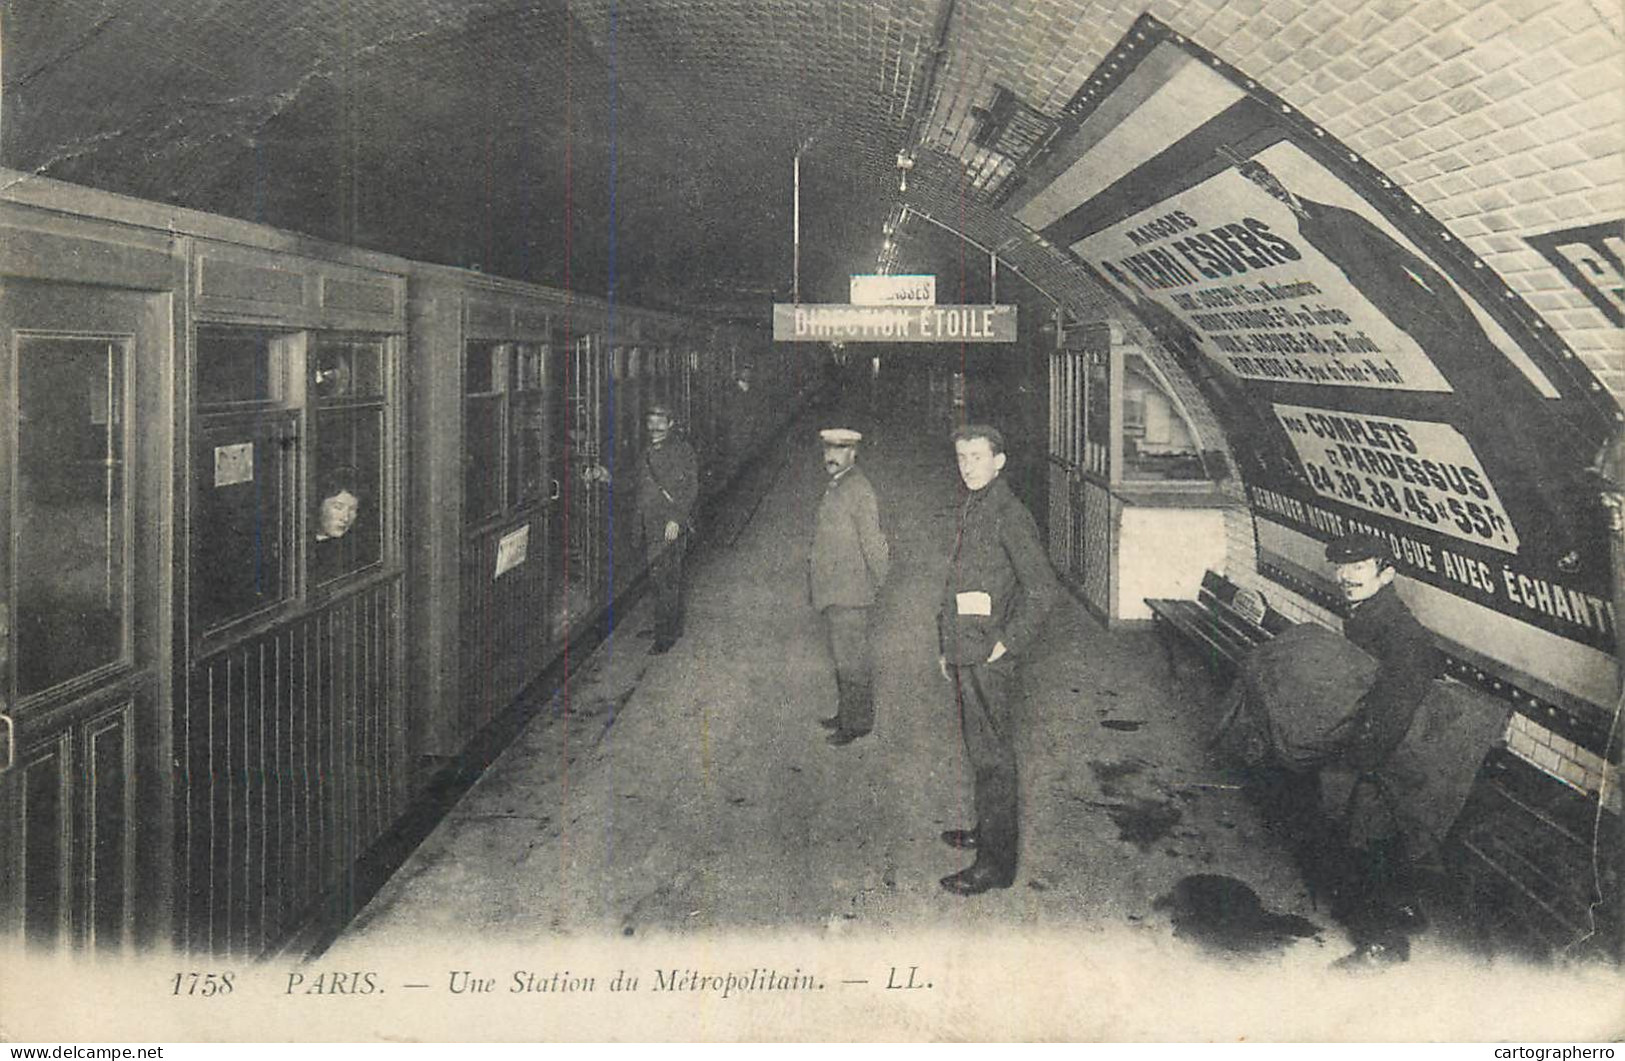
[936,424,1059,895]
[1219,529,1502,966]
[637,401,699,654]
[808,427,890,745]
[1324,531,1442,777]
[1318,529,1445,963]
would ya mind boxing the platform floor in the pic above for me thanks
[325,387,1625,1040]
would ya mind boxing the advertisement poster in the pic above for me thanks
[1016,38,1620,673]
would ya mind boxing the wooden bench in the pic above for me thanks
[1144,570,1294,680]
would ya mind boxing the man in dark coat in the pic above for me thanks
[809,428,890,745]
[636,402,699,654]
[936,424,1060,895]
[1325,531,1443,772]
[1217,530,1506,967]
[1319,530,1443,965]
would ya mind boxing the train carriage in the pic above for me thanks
[0,171,797,955]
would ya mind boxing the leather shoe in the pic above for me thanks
[826,730,866,746]
[939,863,1013,896]
[817,716,842,730]
[650,638,676,655]
[940,829,979,850]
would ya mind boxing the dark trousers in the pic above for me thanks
[649,537,686,642]
[950,660,1019,878]
[823,605,874,735]
[1252,767,1413,937]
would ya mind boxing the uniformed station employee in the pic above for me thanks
[935,424,1059,896]
[808,427,890,746]
[636,402,699,654]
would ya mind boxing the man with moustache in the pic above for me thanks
[1315,530,1444,966]
[1222,530,1468,968]
[936,424,1059,895]
[636,402,699,654]
[808,428,890,745]
[1322,532,1441,778]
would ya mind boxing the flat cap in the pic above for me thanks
[1325,531,1389,564]
[819,428,863,446]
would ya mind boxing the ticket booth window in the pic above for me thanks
[1120,353,1208,483]
[1085,348,1111,478]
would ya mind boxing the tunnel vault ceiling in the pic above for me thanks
[1,0,1113,317]
[3,0,1620,340]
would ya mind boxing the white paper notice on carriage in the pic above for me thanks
[494,524,531,578]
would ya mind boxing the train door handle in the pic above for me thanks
[0,712,13,774]
[549,478,561,501]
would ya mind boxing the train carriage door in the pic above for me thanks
[563,333,608,615]
[458,336,553,727]
[0,280,171,951]
[612,346,642,596]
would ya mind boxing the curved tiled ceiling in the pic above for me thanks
[2,0,1620,355]
[2,0,994,314]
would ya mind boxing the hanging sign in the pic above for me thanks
[772,304,1017,343]
[850,274,936,306]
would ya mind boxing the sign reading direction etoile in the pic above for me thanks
[772,303,1018,343]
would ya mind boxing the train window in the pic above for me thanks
[1121,353,1207,482]
[465,341,500,395]
[513,343,542,392]
[464,340,550,524]
[192,328,392,632]
[192,327,301,630]
[314,335,383,399]
[193,419,295,630]
[508,344,547,508]
[312,409,383,584]
[464,397,503,524]
[196,326,288,407]
[14,336,129,697]
[312,335,388,585]
[464,341,506,526]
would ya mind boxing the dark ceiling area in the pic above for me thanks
[4,0,1062,318]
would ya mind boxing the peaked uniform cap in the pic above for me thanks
[1325,531,1389,564]
[819,428,863,446]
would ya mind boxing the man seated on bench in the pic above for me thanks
[1217,531,1507,968]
